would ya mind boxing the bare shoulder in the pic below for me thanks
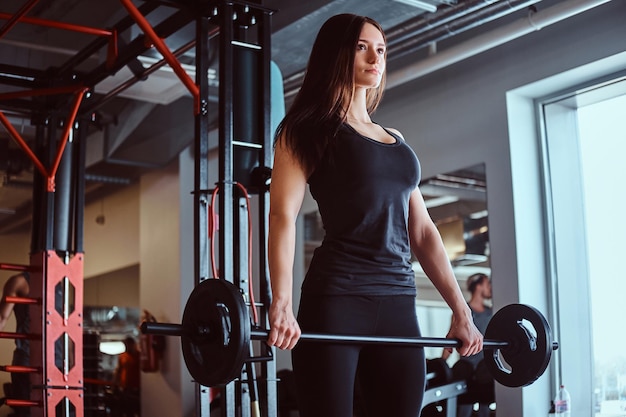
[3,273,29,296]
[385,127,405,140]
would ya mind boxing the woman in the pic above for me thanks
[267,13,483,417]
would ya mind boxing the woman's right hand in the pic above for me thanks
[267,298,301,350]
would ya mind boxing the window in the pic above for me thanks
[541,77,626,417]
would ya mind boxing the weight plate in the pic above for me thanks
[426,358,452,387]
[483,303,553,387]
[181,279,250,386]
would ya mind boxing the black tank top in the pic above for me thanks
[303,123,421,295]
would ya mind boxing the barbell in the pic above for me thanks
[142,278,558,388]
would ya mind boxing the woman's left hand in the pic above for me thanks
[445,313,484,357]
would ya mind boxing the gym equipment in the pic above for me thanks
[484,303,554,387]
[142,279,558,388]
[0,331,39,340]
[145,279,556,387]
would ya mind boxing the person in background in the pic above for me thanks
[465,273,492,348]
[0,272,31,417]
[113,336,141,417]
[267,13,483,417]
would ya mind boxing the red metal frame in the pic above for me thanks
[119,0,200,114]
[0,9,118,68]
[5,399,42,408]
[0,87,88,192]
[29,250,84,417]
[3,295,40,305]
[0,12,114,37]
[0,0,39,39]
[0,262,33,272]
[0,2,210,417]
[0,331,39,340]
[0,365,40,373]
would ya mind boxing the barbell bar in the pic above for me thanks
[141,278,558,388]
[144,322,511,349]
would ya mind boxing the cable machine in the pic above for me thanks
[0,1,278,416]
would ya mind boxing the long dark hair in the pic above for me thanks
[274,14,387,175]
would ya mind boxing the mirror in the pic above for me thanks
[416,163,490,303]
[418,163,494,416]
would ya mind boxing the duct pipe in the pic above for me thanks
[387,0,613,90]
[386,0,501,48]
[283,0,540,99]
[392,0,542,60]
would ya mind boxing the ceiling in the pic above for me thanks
[0,0,600,236]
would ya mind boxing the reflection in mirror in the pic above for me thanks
[416,163,490,350]
[418,163,495,416]
[417,163,490,300]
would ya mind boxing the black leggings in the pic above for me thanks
[292,294,426,417]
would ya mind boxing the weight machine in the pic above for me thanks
[0,1,279,417]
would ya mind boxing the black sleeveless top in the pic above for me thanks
[303,123,421,296]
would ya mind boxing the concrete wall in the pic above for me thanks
[83,184,140,278]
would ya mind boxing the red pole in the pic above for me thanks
[119,0,200,113]
[0,85,85,101]
[0,331,40,340]
[0,10,118,69]
[0,0,39,39]
[0,263,32,271]
[3,296,40,305]
[0,12,115,37]
[47,88,88,192]
[0,365,40,373]
[5,399,42,407]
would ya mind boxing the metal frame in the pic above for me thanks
[0,1,276,417]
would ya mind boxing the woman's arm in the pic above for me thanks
[267,139,307,350]
[0,273,29,331]
[408,187,483,356]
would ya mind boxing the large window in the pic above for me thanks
[542,78,626,417]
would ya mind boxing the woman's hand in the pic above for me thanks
[267,298,301,350]
[445,312,483,357]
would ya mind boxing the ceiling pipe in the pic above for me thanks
[386,0,614,90]
[386,0,503,48]
[391,0,542,60]
[283,0,544,99]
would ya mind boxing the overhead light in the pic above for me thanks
[99,341,126,355]
[393,0,438,13]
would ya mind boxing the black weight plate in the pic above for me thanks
[426,357,452,387]
[483,304,553,387]
[181,279,250,386]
